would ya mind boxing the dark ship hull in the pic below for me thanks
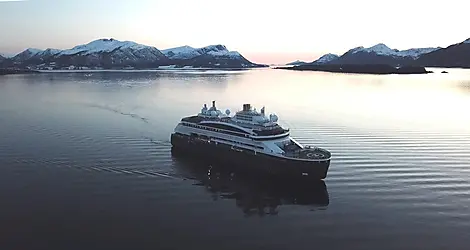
[171,149,330,216]
[170,133,330,180]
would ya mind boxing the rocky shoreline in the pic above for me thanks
[0,68,40,76]
[276,64,430,75]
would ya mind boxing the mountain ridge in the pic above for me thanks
[290,38,469,68]
[325,43,441,66]
[312,53,339,64]
[415,38,470,68]
[285,60,307,66]
[1,38,267,69]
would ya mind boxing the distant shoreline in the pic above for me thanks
[275,64,431,75]
[0,67,262,76]
[0,68,40,76]
[36,67,257,72]
[1,65,444,76]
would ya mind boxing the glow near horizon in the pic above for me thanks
[0,0,468,64]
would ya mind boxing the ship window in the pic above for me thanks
[209,137,263,150]
[203,123,249,134]
[185,122,250,138]
[236,115,252,121]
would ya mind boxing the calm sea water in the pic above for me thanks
[1,68,470,250]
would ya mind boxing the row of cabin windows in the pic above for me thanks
[203,123,248,134]
[235,115,252,121]
[182,122,250,138]
[211,136,264,150]
[182,122,288,140]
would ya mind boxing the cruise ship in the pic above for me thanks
[170,101,332,179]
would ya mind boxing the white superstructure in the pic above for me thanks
[173,101,329,162]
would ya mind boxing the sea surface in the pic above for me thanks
[1,68,470,250]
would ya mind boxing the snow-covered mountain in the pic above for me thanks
[416,38,470,68]
[286,60,307,66]
[286,54,339,66]
[312,53,339,64]
[37,48,61,57]
[0,39,167,68]
[51,38,169,68]
[162,45,200,59]
[0,53,13,58]
[1,38,264,69]
[203,46,243,59]
[195,45,242,59]
[316,43,442,66]
[397,47,441,59]
[2,48,63,67]
[11,48,44,62]
[232,37,470,68]
[163,44,243,60]
[349,43,440,59]
[163,44,263,68]
[58,38,152,56]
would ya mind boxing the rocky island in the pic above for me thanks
[283,37,470,74]
[277,64,430,75]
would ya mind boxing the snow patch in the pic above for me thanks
[286,60,308,65]
[288,60,305,64]
[352,43,440,58]
[463,38,470,44]
[45,48,61,54]
[59,38,151,56]
[348,46,365,54]
[197,44,227,54]
[207,50,241,59]
[11,48,44,59]
[0,53,13,58]
[162,44,241,60]
[162,45,199,59]
[38,48,62,56]
[398,47,440,58]
[314,53,339,64]
[162,45,194,54]
[362,43,396,55]
[25,48,43,55]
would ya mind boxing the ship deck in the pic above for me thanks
[283,147,331,160]
[181,116,287,135]
[181,115,230,124]
[280,141,331,160]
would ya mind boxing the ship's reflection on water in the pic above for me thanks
[170,148,329,217]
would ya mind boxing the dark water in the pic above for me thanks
[1,69,470,250]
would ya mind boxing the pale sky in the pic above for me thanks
[0,0,468,64]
